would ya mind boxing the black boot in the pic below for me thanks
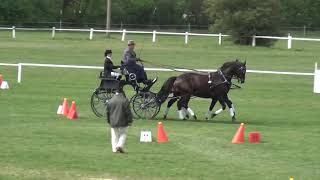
[142,77,158,92]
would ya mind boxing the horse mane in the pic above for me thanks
[220,60,241,70]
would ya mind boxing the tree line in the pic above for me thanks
[0,0,319,45]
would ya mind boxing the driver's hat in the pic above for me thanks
[128,40,135,46]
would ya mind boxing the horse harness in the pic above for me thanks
[207,69,230,88]
[208,68,243,89]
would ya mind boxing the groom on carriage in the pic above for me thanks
[122,40,157,91]
[103,49,121,80]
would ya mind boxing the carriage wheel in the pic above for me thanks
[131,92,160,119]
[91,89,115,118]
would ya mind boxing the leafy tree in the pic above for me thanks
[204,0,281,46]
[280,0,320,27]
[184,0,208,25]
[0,0,60,25]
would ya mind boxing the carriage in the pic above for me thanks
[91,59,246,121]
[90,70,160,119]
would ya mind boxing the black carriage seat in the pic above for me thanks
[99,71,120,90]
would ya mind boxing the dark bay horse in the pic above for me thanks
[156,60,247,121]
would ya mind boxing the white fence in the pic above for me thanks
[0,26,228,45]
[1,26,320,48]
[0,62,315,84]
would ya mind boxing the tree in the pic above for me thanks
[204,0,281,46]
[280,0,320,27]
[184,0,208,25]
[0,0,60,25]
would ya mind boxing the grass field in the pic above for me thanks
[1,31,320,180]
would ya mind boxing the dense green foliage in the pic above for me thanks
[0,0,208,26]
[0,0,60,24]
[204,0,281,45]
[0,0,319,28]
[0,31,320,179]
[1,0,319,46]
[280,0,320,27]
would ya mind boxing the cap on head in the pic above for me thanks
[127,40,135,46]
[104,49,112,57]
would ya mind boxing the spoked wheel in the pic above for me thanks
[131,92,160,119]
[91,89,115,118]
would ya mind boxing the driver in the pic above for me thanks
[122,40,157,90]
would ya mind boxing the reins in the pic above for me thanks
[141,59,207,74]
[142,59,243,89]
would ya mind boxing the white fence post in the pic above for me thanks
[288,34,292,49]
[218,33,222,45]
[152,30,156,43]
[121,29,126,41]
[52,27,56,39]
[314,62,320,93]
[18,63,22,83]
[89,28,94,40]
[252,35,256,47]
[12,26,16,39]
[185,32,189,44]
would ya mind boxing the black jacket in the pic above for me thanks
[104,57,120,75]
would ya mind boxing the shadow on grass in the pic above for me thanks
[149,116,243,125]
[135,115,317,127]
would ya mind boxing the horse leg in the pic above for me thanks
[184,95,197,120]
[223,94,236,122]
[206,98,218,120]
[211,97,226,118]
[164,97,178,119]
[181,107,190,119]
[177,98,187,120]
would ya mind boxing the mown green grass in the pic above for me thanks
[0,31,320,180]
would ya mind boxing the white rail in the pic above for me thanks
[0,27,229,45]
[0,62,315,84]
[3,26,320,48]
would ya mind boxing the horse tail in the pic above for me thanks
[156,76,177,104]
[161,76,177,92]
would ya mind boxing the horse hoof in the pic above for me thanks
[232,117,236,122]
[163,115,167,120]
[193,115,197,120]
[211,114,217,119]
[186,115,190,119]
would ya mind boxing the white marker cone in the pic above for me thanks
[0,81,9,90]
[57,105,63,115]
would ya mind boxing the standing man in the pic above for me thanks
[123,40,157,91]
[106,90,133,153]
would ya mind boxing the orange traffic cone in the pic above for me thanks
[67,101,78,120]
[157,122,168,143]
[231,123,245,144]
[0,74,3,86]
[62,98,69,117]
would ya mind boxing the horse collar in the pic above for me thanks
[218,69,229,83]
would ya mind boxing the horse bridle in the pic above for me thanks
[208,66,246,88]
